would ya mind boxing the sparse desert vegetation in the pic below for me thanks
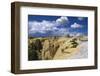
[28,36,88,60]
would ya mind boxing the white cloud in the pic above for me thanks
[76,33,83,36]
[52,28,69,36]
[78,17,84,21]
[28,20,56,34]
[28,16,69,36]
[69,32,83,37]
[56,16,68,24]
[71,23,82,28]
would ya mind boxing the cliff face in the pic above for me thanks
[41,38,60,60]
[28,36,83,60]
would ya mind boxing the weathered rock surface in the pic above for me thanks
[28,36,87,60]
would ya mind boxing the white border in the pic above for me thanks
[20,6,95,70]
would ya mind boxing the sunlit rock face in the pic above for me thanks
[28,36,88,60]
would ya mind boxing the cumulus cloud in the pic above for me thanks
[28,16,69,36]
[52,28,69,36]
[71,23,82,28]
[28,20,56,34]
[56,16,68,24]
[76,33,83,36]
[78,17,84,21]
[28,16,85,37]
[69,32,83,37]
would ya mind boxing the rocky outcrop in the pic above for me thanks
[41,38,60,60]
[28,37,80,60]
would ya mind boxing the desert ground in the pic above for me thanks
[28,36,88,60]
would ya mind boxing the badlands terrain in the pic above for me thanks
[28,36,88,60]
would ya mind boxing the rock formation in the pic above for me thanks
[28,36,81,60]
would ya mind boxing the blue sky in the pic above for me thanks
[28,15,88,37]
